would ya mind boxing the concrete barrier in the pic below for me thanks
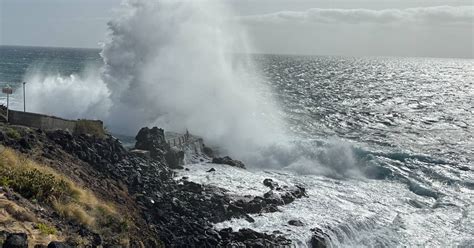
[5,109,104,136]
[9,110,76,132]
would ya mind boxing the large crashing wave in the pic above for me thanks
[100,0,285,153]
[17,0,362,177]
[20,0,286,160]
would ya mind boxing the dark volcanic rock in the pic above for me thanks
[47,242,72,248]
[288,220,304,226]
[219,228,292,247]
[310,228,329,248]
[3,233,28,248]
[202,144,214,157]
[212,156,246,169]
[1,125,303,247]
[164,147,184,169]
[263,178,279,189]
[135,127,169,160]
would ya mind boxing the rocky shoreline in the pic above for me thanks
[0,124,326,247]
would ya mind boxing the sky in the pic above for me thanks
[0,0,473,58]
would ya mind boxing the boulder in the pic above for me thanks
[47,242,72,248]
[288,220,304,226]
[135,127,169,160]
[310,228,328,248]
[164,147,184,169]
[3,233,28,248]
[263,179,279,190]
[212,156,245,169]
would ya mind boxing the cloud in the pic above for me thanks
[239,6,474,26]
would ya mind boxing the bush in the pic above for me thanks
[5,128,20,140]
[0,149,123,232]
[37,223,57,235]
[0,167,73,201]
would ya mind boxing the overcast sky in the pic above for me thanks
[1,0,473,58]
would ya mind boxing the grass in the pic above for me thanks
[74,120,106,138]
[0,148,128,235]
[37,223,57,235]
[5,127,21,140]
[4,203,37,222]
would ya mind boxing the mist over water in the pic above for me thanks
[100,0,287,157]
[17,0,346,174]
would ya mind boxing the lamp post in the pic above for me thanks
[23,82,26,112]
[2,85,13,122]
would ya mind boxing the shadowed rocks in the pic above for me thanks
[212,156,246,169]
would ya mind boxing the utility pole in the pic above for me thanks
[23,82,26,112]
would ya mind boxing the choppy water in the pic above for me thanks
[1,46,473,247]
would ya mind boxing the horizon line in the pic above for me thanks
[1,44,473,60]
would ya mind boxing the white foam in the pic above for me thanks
[176,163,473,247]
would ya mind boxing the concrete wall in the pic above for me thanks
[8,110,103,135]
[9,110,76,131]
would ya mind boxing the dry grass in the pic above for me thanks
[4,203,37,222]
[0,148,128,236]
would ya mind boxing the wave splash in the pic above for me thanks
[16,0,362,177]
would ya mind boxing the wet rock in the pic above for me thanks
[212,156,245,169]
[219,228,292,247]
[3,233,28,248]
[288,220,304,226]
[182,181,203,193]
[202,145,214,157]
[263,178,279,189]
[310,228,328,248]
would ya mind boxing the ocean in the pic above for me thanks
[0,45,473,247]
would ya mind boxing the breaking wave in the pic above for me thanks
[15,0,362,177]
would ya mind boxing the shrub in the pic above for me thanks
[37,223,57,235]
[0,148,125,235]
[5,128,20,140]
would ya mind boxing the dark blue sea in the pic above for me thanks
[1,45,473,247]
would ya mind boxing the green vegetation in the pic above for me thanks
[37,223,57,235]
[5,127,21,140]
[0,148,127,236]
[0,166,74,202]
[74,120,106,138]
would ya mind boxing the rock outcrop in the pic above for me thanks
[0,124,304,247]
[212,156,246,169]
[134,127,169,161]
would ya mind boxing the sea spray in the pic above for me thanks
[20,65,110,120]
[14,0,362,177]
[100,0,286,154]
